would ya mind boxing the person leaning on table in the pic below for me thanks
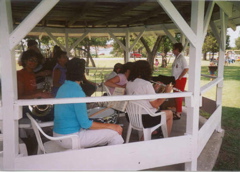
[53,57,124,148]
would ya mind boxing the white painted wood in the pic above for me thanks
[0,0,18,169]
[200,77,223,94]
[185,1,205,171]
[65,30,69,55]
[126,30,130,62]
[216,1,233,17]
[162,25,177,43]
[16,92,192,106]
[9,0,59,50]
[14,136,192,170]
[203,1,215,42]
[210,21,221,46]
[69,31,89,50]
[108,31,127,52]
[198,106,221,156]
[129,29,145,51]
[45,29,66,51]
[157,0,197,47]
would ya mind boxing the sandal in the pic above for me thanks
[173,112,181,120]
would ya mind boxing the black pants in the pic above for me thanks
[125,113,161,128]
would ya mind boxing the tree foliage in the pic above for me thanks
[202,32,219,60]
[235,37,240,50]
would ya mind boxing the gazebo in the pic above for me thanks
[0,0,239,170]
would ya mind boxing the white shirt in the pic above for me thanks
[126,78,158,114]
[171,53,188,80]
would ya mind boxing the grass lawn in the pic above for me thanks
[86,57,240,170]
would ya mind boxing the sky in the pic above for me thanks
[227,26,240,48]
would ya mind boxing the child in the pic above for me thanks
[154,58,159,71]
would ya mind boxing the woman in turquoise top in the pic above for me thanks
[53,58,124,149]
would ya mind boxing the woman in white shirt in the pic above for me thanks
[126,60,173,136]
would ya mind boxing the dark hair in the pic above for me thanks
[66,58,85,81]
[52,45,62,59]
[173,43,183,52]
[119,62,134,74]
[27,40,38,47]
[113,63,123,73]
[21,49,39,68]
[55,50,67,59]
[128,60,152,81]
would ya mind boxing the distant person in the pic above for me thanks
[105,63,123,80]
[52,50,68,97]
[53,58,124,149]
[154,58,159,71]
[104,62,134,95]
[171,43,189,120]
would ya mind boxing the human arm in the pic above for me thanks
[35,70,52,77]
[104,75,125,88]
[52,68,62,87]
[178,68,189,80]
[90,122,123,135]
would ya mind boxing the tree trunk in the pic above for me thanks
[203,52,207,60]
[140,35,162,68]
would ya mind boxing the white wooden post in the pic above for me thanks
[125,30,130,62]
[215,10,227,132]
[65,29,70,56]
[0,0,18,169]
[185,1,205,171]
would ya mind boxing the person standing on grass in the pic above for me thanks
[154,58,159,71]
[171,43,189,120]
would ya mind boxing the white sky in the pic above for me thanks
[227,26,240,48]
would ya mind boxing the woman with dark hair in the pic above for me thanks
[104,62,134,95]
[126,60,173,136]
[53,58,124,148]
[17,49,53,122]
[51,50,68,97]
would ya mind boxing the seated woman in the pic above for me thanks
[126,60,173,136]
[51,50,68,97]
[105,63,123,81]
[104,62,134,95]
[53,58,124,148]
[17,49,53,121]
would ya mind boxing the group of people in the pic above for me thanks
[17,40,188,149]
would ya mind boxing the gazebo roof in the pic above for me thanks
[10,0,240,37]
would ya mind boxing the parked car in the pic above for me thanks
[99,53,105,55]
[130,52,142,58]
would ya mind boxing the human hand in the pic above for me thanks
[165,83,173,93]
[108,124,123,135]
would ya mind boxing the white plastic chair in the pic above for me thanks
[125,101,168,143]
[26,113,81,154]
[103,84,112,96]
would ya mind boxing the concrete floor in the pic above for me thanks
[21,106,224,171]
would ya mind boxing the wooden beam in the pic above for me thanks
[108,31,127,52]
[45,29,66,51]
[129,29,145,51]
[215,1,233,18]
[69,31,89,50]
[162,25,177,43]
[67,2,95,26]
[203,1,215,41]
[157,0,197,47]
[94,2,145,26]
[9,0,59,50]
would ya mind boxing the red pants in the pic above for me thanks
[174,77,187,113]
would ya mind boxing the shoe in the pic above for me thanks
[173,112,181,120]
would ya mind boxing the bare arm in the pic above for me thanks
[178,68,189,80]
[104,75,125,88]
[90,122,123,135]
[52,68,62,87]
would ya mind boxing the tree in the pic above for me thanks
[235,37,240,50]
[202,32,219,60]
[159,36,173,67]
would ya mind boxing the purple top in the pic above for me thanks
[109,73,128,94]
[52,63,67,97]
